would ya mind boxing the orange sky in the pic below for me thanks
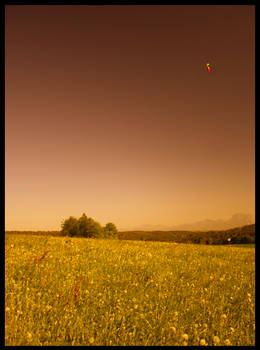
[5,5,255,230]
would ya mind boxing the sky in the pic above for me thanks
[5,5,255,231]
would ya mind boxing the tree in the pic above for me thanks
[78,213,90,237]
[85,217,103,238]
[60,213,116,239]
[103,222,118,238]
[60,216,79,237]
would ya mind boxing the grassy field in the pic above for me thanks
[5,234,255,346]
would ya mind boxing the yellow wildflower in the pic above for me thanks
[200,339,206,346]
[213,335,220,345]
[224,339,231,346]
[182,334,188,341]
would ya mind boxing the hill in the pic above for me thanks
[127,213,253,232]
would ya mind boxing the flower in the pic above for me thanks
[213,335,220,344]
[224,339,231,346]
[200,339,206,346]
[89,337,94,344]
[182,334,189,341]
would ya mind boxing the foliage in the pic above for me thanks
[118,224,255,245]
[77,214,103,238]
[83,217,103,238]
[103,222,118,238]
[4,231,61,236]
[60,213,118,239]
[78,213,89,237]
[5,233,255,346]
[60,217,79,237]
[5,224,254,245]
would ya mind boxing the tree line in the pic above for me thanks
[5,222,254,245]
[118,224,255,245]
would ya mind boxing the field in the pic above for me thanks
[5,234,255,346]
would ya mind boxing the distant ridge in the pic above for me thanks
[126,213,253,232]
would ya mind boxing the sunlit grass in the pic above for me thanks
[5,234,255,346]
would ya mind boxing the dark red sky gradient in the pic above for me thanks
[5,5,255,230]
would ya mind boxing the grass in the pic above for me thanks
[5,233,255,346]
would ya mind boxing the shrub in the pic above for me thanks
[103,222,118,238]
[60,213,117,239]
[60,216,79,237]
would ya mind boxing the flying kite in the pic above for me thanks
[206,62,211,73]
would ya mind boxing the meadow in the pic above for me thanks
[5,234,255,346]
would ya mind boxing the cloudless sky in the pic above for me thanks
[5,5,255,230]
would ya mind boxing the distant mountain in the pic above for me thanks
[126,213,253,232]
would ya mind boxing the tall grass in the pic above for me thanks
[5,234,255,346]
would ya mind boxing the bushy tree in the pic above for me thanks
[60,216,79,237]
[61,213,103,238]
[78,213,90,237]
[85,217,103,238]
[103,222,118,238]
[60,214,118,239]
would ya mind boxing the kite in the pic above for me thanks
[206,62,211,73]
